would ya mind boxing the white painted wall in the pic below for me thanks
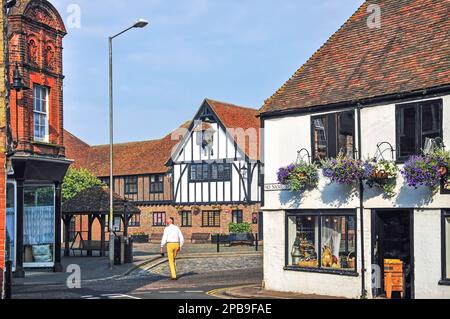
[414,210,450,299]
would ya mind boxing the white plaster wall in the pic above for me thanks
[414,209,450,299]
[263,210,373,299]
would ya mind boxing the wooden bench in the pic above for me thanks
[191,233,211,244]
[150,233,164,243]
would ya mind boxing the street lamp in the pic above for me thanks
[11,63,30,148]
[108,19,149,269]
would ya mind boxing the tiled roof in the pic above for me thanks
[206,99,260,160]
[65,122,190,177]
[261,0,450,114]
[64,130,91,169]
[62,186,140,215]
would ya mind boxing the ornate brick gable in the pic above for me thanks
[7,0,67,157]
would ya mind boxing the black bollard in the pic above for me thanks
[255,233,259,252]
[216,234,220,253]
[5,261,12,299]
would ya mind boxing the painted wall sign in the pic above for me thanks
[264,183,290,191]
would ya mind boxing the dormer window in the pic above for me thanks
[33,85,49,143]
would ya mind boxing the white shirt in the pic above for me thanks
[161,224,184,248]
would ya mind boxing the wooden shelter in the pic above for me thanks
[62,186,140,257]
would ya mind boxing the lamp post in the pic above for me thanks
[108,19,149,269]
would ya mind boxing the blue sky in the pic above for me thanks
[51,0,364,145]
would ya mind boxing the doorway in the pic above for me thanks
[372,210,414,299]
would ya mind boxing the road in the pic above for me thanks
[12,255,263,299]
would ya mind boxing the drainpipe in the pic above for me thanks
[356,103,367,298]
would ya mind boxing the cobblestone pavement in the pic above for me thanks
[132,255,262,278]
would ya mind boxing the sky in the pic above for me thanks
[50,0,364,145]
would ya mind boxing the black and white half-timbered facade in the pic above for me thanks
[169,99,261,206]
[65,99,262,242]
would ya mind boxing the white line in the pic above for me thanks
[120,294,142,300]
[185,291,204,293]
[81,295,93,298]
[101,294,123,297]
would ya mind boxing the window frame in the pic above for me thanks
[311,110,356,163]
[441,210,450,285]
[232,210,244,224]
[153,212,166,227]
[202,211,221,228]
[129,214,141,227]
[33,84,50,143]
[189,163,232,183]
[181,211,193,228]
[124,176,138,195]
[285,209,358,276]
[150,174,164,194]
[395,99,443,162]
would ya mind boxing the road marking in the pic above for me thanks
[159,291,180,294]
[81,295,93,298]
[185,291,204,293]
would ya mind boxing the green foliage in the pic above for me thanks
[229,223,252,234]
[62,167,104,203]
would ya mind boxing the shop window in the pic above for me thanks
[287,211,357,273]
[202,211,220,227]
[181,211,192,227]
[6,182,16,265]
[444,211,450,282]
[23,185,55,266]
[153,212,166,227]
[311,111,355,162]
[396,99,442,161]
[124,176,138,195]
[232,210,244,224]
[150,175,164,194]
[33,85,49,142]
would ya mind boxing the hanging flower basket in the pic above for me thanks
[401,146,450,193]
[401,155,442,191]
[363,158,399,196]
[277,162,319,191]
[321,154,363,185]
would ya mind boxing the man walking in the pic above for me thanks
[160,217,184,280]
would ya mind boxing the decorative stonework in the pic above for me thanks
[25,6,58,30]
[27,37,38,65]
[44,42,55,70]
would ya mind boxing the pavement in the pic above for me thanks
[11,243,264,299]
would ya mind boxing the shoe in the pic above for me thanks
[170,278,178,281]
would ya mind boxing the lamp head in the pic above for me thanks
[133,19,149,28]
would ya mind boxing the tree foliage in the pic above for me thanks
[62,167,104,202]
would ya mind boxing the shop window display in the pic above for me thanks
[287,211,356,272]
[23,185,55,265]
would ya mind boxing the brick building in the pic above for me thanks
[2,0,71,280]
[66,99,262,243]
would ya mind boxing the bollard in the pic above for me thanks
[216,234,220,253]
[5,261,12,299]
[255,233,259,252]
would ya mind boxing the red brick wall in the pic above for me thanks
[71,203,261,243]
[7,5,66,157]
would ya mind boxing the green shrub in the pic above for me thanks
[229,223,252,234]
